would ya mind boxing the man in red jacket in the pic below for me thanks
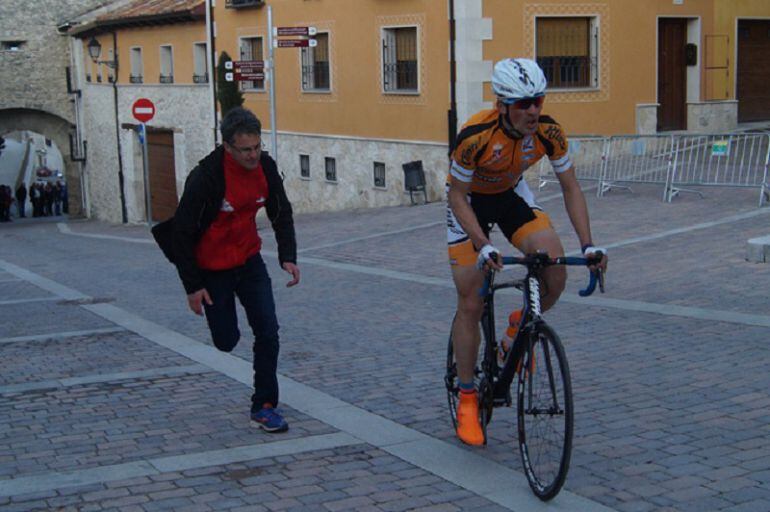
[158,107,299,432]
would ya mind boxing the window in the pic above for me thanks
[536,17,598,89]
[373,162,386,188]
[193,42,208,83]
[300,154,310,178]
[2,40,25,51]
[130,47,143,83]
[382,26,418,92]
[325,157,336,182]
[301,32,330,91]
[160,45,174,83]
[240,36,264,90]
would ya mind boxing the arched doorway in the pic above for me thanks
[0,109,83,217]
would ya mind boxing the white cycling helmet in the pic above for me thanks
[491,58,547,103]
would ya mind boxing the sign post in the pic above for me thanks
[267,5,277,162]
[132,98,156,225]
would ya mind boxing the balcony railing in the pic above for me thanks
[193,73,209,84]
[129,75,143,84]
[159,74,174,84]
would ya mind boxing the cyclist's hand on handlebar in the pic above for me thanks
[582,245,608,272]
[477,244,503,271]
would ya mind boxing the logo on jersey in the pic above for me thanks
[482,143,505,166]
[544,125,567,151]
[523,135,535,153]
[220,199,235,212]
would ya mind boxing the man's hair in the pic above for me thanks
[220,107,262,144]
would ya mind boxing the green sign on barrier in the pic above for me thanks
[711,140,729,157]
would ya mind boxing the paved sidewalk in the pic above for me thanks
[1,182,769,511]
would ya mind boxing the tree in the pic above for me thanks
[216,51,244,116]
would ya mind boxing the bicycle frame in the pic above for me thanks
[479,253,602,405]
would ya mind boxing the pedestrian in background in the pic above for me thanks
[152,107,300,433]
[0,185,12,222]
[15,182,26,218]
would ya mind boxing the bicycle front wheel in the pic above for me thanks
[516,322,573,501]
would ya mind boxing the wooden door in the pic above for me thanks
[658,19,687,131]
[146,130,177,222]
[737,20,770,122]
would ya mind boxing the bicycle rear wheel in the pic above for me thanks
[516,322,573,501]
[445,326,460,430]
[445,314,493,433]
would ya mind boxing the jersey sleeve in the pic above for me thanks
[538,118,573,174]
[449,135,482,183]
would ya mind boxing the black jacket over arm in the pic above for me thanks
[153,146,297,294]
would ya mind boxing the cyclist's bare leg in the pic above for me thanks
[451,265,486,383]
[519,227,566,312]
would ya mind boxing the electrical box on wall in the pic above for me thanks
[685,44,697,66]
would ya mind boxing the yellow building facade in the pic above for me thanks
[69,0,770,220]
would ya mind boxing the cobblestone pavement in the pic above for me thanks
[1,182,769,511]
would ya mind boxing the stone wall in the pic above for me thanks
[274,132,448,214]
[117,84,214,223]
[80,84,123,223]
[0,0,105,124]
[79,81,214,223]
[687,101,739,133]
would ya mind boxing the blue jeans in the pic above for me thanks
[202,253,280,412]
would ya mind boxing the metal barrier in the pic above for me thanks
[534,132,769,207]
[666,133,770,206]
[599,135,676,200]
[537,136,607,191]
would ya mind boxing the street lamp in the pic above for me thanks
[86,36,116,68]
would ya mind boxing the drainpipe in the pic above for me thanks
[206,0,219,146]
[448,0,458,152]
[109,30,128,223]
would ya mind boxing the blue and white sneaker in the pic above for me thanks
[250,403,289,433]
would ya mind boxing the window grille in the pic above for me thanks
[325,157,336,182]
[300,154,310,178]
[301,33,330,91]
[373,162,386,187]
[382,27,418,92]
[536,17,598,89]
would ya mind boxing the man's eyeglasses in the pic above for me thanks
[502,95,545,110]
[229,141,262,155]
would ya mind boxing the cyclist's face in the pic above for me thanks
[498,98,544,136]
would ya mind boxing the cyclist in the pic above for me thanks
[447,58,608,446]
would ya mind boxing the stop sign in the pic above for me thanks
[132,98,156,123]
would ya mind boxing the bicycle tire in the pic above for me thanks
[445,314,492,435]
[445,327,459,430]
[516,322,573,501]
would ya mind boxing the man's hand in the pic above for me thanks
[477,244,503,271]
[187,288,213,316]
[282,262,300,287]
[583,245,608,272]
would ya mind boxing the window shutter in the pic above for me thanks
[382,29,397,91]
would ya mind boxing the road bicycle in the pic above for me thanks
[445,251,604,500]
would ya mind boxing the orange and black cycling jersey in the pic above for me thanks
[448,109,572,195]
